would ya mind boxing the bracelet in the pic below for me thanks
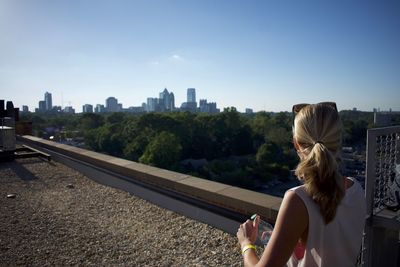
[241,244,256,255]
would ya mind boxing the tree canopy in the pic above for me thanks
[23,108,388,191]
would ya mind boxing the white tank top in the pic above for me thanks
[287,177,366,267]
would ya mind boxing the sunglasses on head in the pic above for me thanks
[292,102,337,115]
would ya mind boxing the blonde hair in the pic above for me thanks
[293,103,344,224]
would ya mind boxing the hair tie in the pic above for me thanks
[314,141,324,146]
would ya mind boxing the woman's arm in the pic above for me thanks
[238,190,308,267]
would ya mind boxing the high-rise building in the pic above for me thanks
[159,88,170,111]
[44,92,52,111]
[187,88,196,103]
[53,106,62,112]
[199,99,219,113]
[95,104,105,113]
[106,97,118,112]
[64,106,75,114]
[169,92,175,111]
[38,100,46,112]
[22,105,29,113]
[82,104,93,113]
[159,88,175,111]
[245,108,253,114]
[182,88,197,112]
[146,97,158,112]
[199,99,208,112]
[209,102,219,113]
[127,106,145,113]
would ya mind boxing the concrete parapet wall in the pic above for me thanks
[19,135,282,223]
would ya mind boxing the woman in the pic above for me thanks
[237,102,366,267]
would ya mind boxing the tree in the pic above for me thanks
[209,159,255,189]
[94,126,124,156]
[342,119,369,146]
[256,142,280,164]
[250,111,273,149]
[79,113,104,131]
[255,141,289,182]
[139,131,182,169]
[84,128,101,151]
[106,112,126,124]
[266,126,291,148]
[123,131,152,161]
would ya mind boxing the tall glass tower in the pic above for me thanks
[187,88,196,103]
[44,91,52,111]
[159,88,170,111]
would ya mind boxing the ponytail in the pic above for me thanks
[295,142,344,224]
[293,104,344,224]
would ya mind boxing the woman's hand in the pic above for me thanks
[237,216,260,248]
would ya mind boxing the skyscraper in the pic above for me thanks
[187,88,196,103]
[184,88,197,111]
[199,99,208,112]
[82,104,93,113]
[106,97,118,112]
[199,99,219,113]
[159,88,175,111]
[44,92,52,111]
[146,97,157,112]
[64,106,75,114]
[95,104,105,113]
[159,88,170,111]
[38,100,46,112]
[169,92,175,111]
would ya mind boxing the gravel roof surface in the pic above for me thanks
[0,158,245,266]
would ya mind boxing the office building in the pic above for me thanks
[106,97,118,112]
[22,105,29,113]
[159,88,175,111]
[64,106,75,114]
[38,101,46,112]
[146,98,158,112]
[199,99,208,112]
[44,92,52,111]
[180,88,197,112]
[199,99,219,113]
[245,108,253,114]
[82,104,93,113]
[53,106,62,113]
[127,106,145,113]
[187,88,196,103]
[95,104,105,113]
[169,93,175,111]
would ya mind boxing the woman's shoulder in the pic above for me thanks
[343,177,366,205]
[288,184,308,198]
[289,184,305,192]
[283,189,308,212]
[287,185,319,211]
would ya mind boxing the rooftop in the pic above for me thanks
[3,130,399,266]
[0,158,242,266]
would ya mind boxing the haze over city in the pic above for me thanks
[1,0,399,112]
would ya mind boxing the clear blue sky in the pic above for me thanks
[1,0,399,112]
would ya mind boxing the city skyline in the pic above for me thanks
[31,87,220,114]
[1,0,400,112]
